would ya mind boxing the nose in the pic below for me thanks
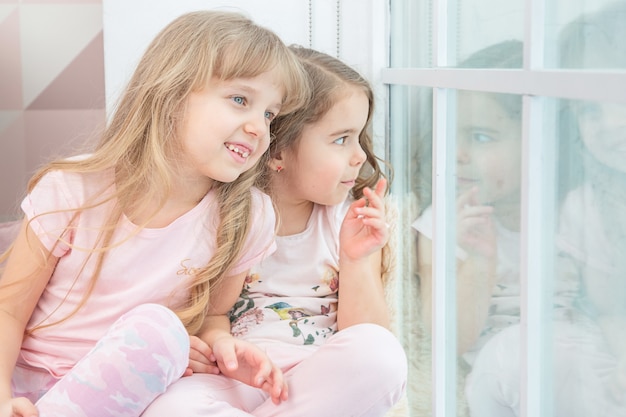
[351,141,367,166]
[244,113,269,139]
[456,136,470,164]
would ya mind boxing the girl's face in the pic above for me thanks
[279,87,368,206]
[456,92,522,206]
[577,101,626,173]
[178,70,284,191]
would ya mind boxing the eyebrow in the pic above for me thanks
[329,128,359,136]
[466,125,500,133]
[227,82,283,111]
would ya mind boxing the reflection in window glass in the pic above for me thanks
[548,0,626,69]
[411,89,523,417]
[553,96,626,417]
[550,4,626,415]
[388,0,626,415]
[456,0,524,66]
[389,0,432,67]
[389,85,433,416]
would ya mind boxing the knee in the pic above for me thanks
[339,324,408,390]
[113,304,189,378]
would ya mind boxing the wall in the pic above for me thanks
[0,0,106,221]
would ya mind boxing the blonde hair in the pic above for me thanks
[14,10,309,335]
[263,45,389,200]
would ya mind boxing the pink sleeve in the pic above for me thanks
[227,189,277,276]
[20,170,77,257]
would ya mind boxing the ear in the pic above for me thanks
[267,151,286,172]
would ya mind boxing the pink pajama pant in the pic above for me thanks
[12,304,189,417]
[142,323,407,417]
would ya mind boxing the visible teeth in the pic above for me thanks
[227,144,249,158]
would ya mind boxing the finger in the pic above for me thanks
[270,365,285,400]
[189,347,212,365]
[188,358,220,374]
[363,185,384,209]
[374,177,387,198]
[456,186,478,210]
[254,360,274,387]
[12,397,39,417]
[216,346,239,372]
[189,336,213,359]
[259,380,283,405]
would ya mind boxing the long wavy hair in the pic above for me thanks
[261,45,390,200]
[257,46,392,278]
[5,10,309,335]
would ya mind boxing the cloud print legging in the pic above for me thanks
[11,304,189,417]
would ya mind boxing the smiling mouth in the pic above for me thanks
[226,144,250,158]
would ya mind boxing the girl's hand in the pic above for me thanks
[212,337,287,405]
[1,397,38,417]
[456,187,496,257]
[340,178,389,261]
[185,335,219,376]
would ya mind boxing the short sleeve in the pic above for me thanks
[227,188,277,276]
[20,170,79,257]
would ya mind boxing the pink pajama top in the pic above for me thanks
[18,167,276,377]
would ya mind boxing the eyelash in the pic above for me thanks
[471,132,494,143]
[232,96,246,106]
[232,96,276,122]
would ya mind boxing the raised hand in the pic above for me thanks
[339,178,389,261]
[211,336,287,405]
[456,186,496,257]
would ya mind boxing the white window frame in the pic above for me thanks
[381,0,626,415]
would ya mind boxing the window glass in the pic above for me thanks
[389,84,433,415]
[389,0,432,67]
[546,0,626,69]
[448,89,523,415]
[454,0,524,67]
[388,0,626,416]
[553,96,626,416]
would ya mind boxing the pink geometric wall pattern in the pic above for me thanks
[0,0,104,221]
[29,32,105,110]
[19,3,104,107]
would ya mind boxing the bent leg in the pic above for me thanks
[254,323,407,417]
[142,372,268,417]
[36,304,189,417]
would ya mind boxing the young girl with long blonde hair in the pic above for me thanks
[142,46,407,417]
[0,10,308,417]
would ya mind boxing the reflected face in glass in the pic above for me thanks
[456,92,522,206]
[577,101,626,173]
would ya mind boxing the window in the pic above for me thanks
[384,0,626,416]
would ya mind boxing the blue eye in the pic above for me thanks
[471,132,495,143]
[232,96,245,105]
[265,111,276,121]
[334,136,347,145]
